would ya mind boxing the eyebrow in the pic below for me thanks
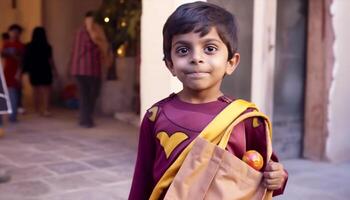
[172,40,190,48]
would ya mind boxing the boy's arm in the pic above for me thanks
[129,113,156,200]
[244,117,288,196]
[1,44,13,58]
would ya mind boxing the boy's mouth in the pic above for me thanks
[185,72,209,78]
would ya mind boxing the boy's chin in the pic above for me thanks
[183,85,213,93]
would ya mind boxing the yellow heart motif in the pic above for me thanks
[156,132,188,158]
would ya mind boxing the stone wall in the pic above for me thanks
[99,57,137,115]
[326,0,350,162]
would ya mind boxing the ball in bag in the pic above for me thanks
[242,150,264,170]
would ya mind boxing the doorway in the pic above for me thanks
[272,0,307,159]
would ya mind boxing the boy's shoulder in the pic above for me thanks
[145,93,176,122]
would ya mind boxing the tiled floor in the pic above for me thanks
[275,159,350,200]
[0,110,139,200]
[1,109,350,200]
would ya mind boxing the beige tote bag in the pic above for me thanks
[164,112,273,200]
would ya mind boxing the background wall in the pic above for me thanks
[327,0,350,162]
[43,0,102,84]
[273,0,307,159]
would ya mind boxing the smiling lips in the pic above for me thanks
[185,72,209,78]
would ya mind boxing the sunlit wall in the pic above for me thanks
[327,0,350,162]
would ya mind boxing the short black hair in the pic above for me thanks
[8,24,23,33]
[163,1,238,62]
[85,10,94,17]
[2,32,9,40]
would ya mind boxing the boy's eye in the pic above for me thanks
[204,45,217,54]
[175,47,189,56]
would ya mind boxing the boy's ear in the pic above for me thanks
[225,53,240,75]
[165,59,176,76]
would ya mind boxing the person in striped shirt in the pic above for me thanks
[70,11,103,128]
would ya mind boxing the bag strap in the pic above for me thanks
[149,99,256,200]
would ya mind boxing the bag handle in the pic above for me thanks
[218,111,273,160]
[149,99,258,200]
[218,111,274,200]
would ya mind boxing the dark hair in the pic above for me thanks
[31,27,49,46]
[8,24,23,33]
[85,10,94,17]
[2,32,9,40]
[163,1,238,62]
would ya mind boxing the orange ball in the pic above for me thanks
[242,150,264,171]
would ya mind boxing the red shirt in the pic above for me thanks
[129,94,287,199]
[2,40,24,88]
[71,26,101,77]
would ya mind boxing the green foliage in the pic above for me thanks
[95,0,141,56]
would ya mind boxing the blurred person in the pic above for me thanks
[23,27,57,116]
[70,11,110,128]
[1,32,10,52]
[0,33,10,134]
[0,24,25,124]
[0,168,10,183]
[1,32,10,67]
[1,32,9,41]
[0,38,12,184]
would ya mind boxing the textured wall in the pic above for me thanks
[273,0,307,159]
[326,0,350,162]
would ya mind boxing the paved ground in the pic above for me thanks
[0,110,138,200]
[0,109,349,200]
[275,159,350,200]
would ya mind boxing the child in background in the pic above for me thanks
[1,24,25,123]
[0,32,12,184]
[129,2,287,199]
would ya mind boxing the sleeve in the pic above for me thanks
[128,112,156,200]
[69,30,79,70]
[1,43,10,57]
[244,116,288,196]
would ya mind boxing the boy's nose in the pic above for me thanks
[190,51,204,64]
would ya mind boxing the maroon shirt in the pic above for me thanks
[129,94,287,199]
[2,40,24,88]
[71,26,101,77]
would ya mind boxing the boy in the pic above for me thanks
[1,24,25,123]
[70,11,104,128]
[129,2,287,199]
[0,33,12,183]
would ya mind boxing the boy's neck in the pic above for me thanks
[177,90,224,104]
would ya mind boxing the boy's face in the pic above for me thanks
[8,30,20,41]
[84,16,94,30]
[166,28,239,94]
